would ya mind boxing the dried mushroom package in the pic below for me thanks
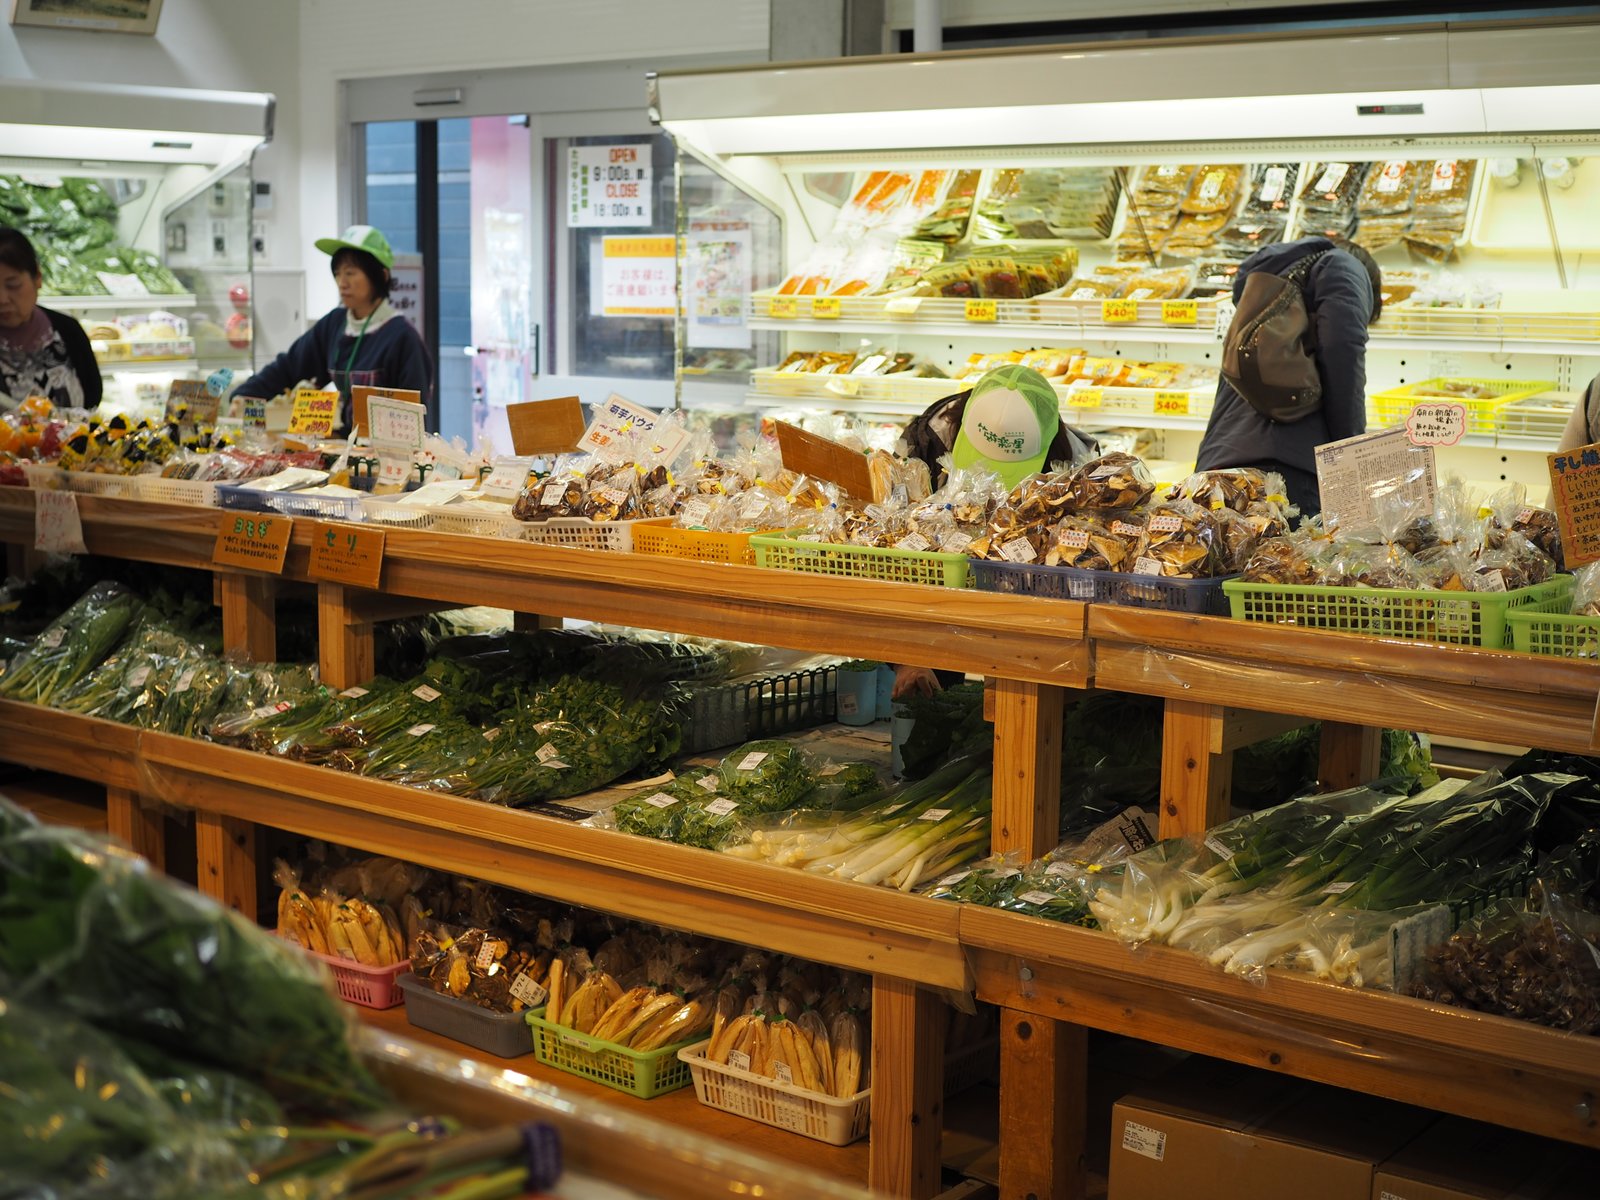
[1069,452,1155,512]
[1046,512,1135,570]
[1131,499,1225,578]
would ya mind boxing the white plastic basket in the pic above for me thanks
[21,464,61,490]
[61,472,139,499]
[678,1041,871,1146]
[427,506,527,540]
[125,475,219,507]
[359,497,435,530]
[519,516,657,552]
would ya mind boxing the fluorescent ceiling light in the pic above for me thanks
[0,124,262,167]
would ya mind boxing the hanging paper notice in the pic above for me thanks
[567,144,652,227]
[34,490,86,554]
[367,395,427,453]
[600,236,675,317]
[1314,426,1437,535]
[685,216,751,350]
[1548,443,1600,568]
[352,386,423,441]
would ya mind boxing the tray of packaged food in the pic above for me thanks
[972,559,1235,614]
[525,1008,695,1098]
[749,366,965,407]
[59,471,139,500]
[679,1041,870,1146]
[1494,391,1578,442]
[518,515,668,553]
[397,973,535,1058]
[125,475,220,507]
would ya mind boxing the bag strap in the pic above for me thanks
[1285,248,1331,286]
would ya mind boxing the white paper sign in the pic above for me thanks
[478,457,534,500]
[568,144,652,227]
[368,396,426,454]
[34,490,86,554]
[685,216,752,350]
[1314,426,1437,536]
[1405,401,1468,447]
[405,479,474,507]
[95,271,149,297]
[579,393,690,464]
[600,235,675,317]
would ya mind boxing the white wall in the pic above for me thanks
[0,0,302,265]
[295,0,770,313]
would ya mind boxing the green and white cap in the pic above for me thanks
[314,224,395,269]
[950,363,1059,488]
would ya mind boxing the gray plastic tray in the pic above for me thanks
[396,971,532,1058]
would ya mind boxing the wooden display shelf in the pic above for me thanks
[963,906,1600,1151]
[360,1003,873,1186]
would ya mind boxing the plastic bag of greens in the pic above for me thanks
[804,760,883,810]
[719,740,816,813]
[1410,835,1600,1030]
[151,654,236,737]
[356,715,484,793]
[926,851,1025,904]
[63,176,118,220]
[0,582,141,705]
[124,247,185,295]
[0,797,383,1112]
[53,622,197,726]
[0,997,276,1199]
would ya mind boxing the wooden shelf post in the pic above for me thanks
[319,582,376,692]
[218,571,277,662]
[1318,721,1383,791]
[1158,699,1232,840]
[869,975,948,1200]
[105,785,165,870]
[195,811,256,920]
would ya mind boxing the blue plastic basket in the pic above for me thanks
[971,559,1234,614]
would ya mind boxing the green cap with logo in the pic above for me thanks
[950,363,1060,488]
[314,224,395,269]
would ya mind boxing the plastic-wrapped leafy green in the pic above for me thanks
[357,715,484,792]
[36,241,109,296]
[674,796,750,851]
[53,622,195,724]
[63,176,118,220]
[0,174,31,217]
[613,786,687,840]
[805,760,883,809]
[719,740,814,813]
[0,582,141,705]
[0,797,384,1112]
[151,655,236,737]
[63,214,118,255]
[126,247,185,295]
[0,997,272,1198]
[896,681,990,780]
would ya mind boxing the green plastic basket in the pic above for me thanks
[751,531,970,588]
[1505,607,1600,658]
[525,1009,696,1098]
[1222,577,1572,648]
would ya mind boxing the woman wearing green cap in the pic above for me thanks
[234,225,432,429]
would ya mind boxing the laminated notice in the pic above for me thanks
[1122,1120,1167,1162]
[1018,890,1058,906]
[999,537,1038,564]
[412,685,442,702]
[920,807,952,822]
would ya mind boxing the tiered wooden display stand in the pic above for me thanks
[2,487,1597,1200]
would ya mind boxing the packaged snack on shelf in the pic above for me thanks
[1068,451,1156,512]
[878,238,949,292]
[1045,512,1136,570]
[826,236,898,296]
[1485,482,1564,568]
[912,168,982,241]
[1115,265,1196,301]
[1131,499,1226,578]
[1294,160,1369,236]
[1179,164,1245,215]
[1359,159,1423,216]
[1413,158,1477,216]
[975,166,1122,241]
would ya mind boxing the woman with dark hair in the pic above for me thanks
[1195,236,1383,517]
[233,225,431,429]
[0,226,101,411]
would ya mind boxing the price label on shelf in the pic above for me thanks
[212,514,291,574]
[34,490,86,555]
[964,298,998,323]
[810,296,842,319]
[1153,391,1191,416]
[288,388,338,438]
[766,296,798,319]
[307,520,386,590]
[1161,299,1198,325]
[1068,388,1103,409]
[1101,298,1139,323]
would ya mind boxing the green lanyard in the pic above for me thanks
[342,309,376,381]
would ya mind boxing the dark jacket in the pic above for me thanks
[1195,237,1374,484]
[0,306,102,410]
[236,305,432,424]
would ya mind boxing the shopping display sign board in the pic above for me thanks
[34,490,86,555]
[567,143,652,227]
[1314,426,1437,535]
[507,397,585,456]
[579,394,690,464]
[288,388,338,438]
[213,513,292,574]
[773,421,874,502]
[307,520,386,591]
[1547,444,1600,568]
[351,386,423,441]
[165,379,219,425]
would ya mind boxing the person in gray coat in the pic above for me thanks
[1195,236,1383,517]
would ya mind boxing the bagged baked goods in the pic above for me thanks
[1069,452,1155,512]
[1130,499,1224,578]
[1046,513,1135,570]
[1241,534,1325,585]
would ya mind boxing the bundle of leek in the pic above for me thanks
[721,759,991,892]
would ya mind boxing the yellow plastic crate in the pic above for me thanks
[631,522,773,567]
[1369,377,1555,436]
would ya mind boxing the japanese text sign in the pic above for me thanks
[213,513,292,574]
[1548,443,1600,568]
[1405,402,1468,447]
[307,520,386,590]
[568,144,652,227]
[288,388,338,438]
[34,490,86,555]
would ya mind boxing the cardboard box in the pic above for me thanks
[1109,1060,1431,1200]
[1372,1118,1584,1200]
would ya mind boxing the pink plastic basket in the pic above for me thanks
[276,930,410,1009]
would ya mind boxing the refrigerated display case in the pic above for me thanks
[652,21,1600,496]
[0,79,272,414]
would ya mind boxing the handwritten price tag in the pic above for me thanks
[34,490,86,554]
[1068,388,1103,409]
[964,298,997,322]
[288,388,338,438]
[1101,298,1139,323]
[767,296,798,319]
[1161,299,1198,325]
[213,513,292,574]
[1153,391,1191,416]
[810,296,842,319]
[307,520,386,590]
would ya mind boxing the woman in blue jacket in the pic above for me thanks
[1195,236,1382,517]
[234,225,431,429]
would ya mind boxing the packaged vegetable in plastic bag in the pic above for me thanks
[1485,482,1563,569]
[720,739,816,813]
[0,581,141,705]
